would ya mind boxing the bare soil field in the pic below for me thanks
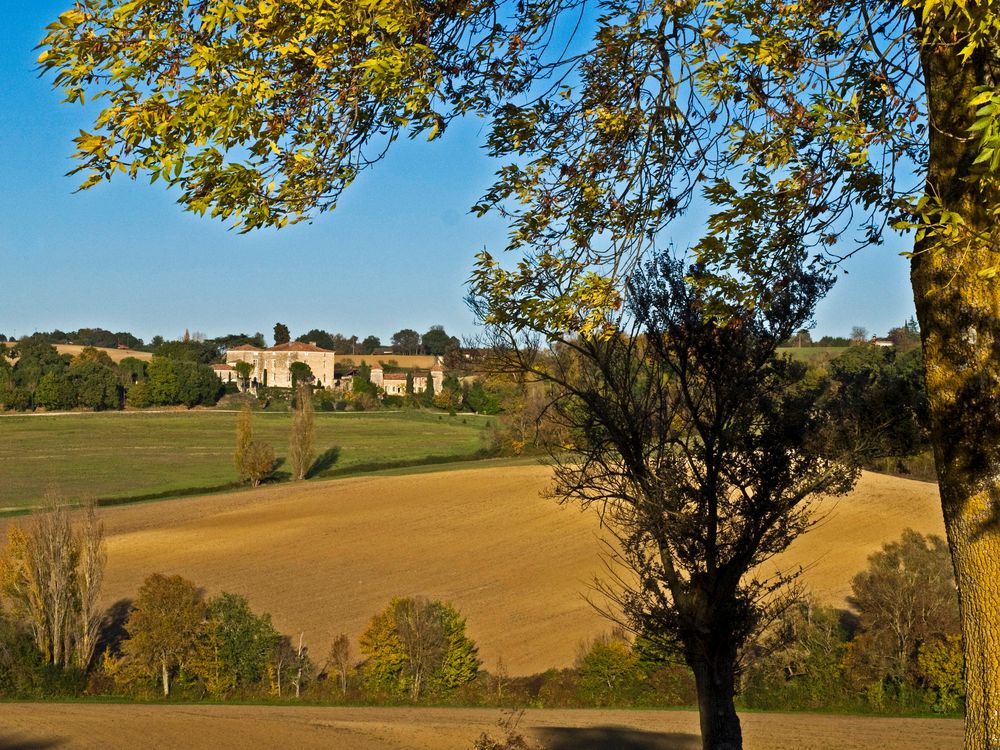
[0,704,962,749]
[0,465,944,675]
[1,342,152,363]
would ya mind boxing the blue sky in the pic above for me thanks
[1,3,917,346]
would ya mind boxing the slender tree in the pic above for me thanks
[0,497,106,670]
[289,383,315,481]
[234,404,255,483]
[327,633,352,696]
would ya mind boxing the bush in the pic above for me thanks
[314,389,337,412]
[125,380,152,408]
[575,633,643,706]
[918,635,965,713]
[34,372,74,410]
[243,442,276,487]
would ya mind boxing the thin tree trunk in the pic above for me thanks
[161,656,170,697]
[916,36,1000,750]
[295,633,304,699]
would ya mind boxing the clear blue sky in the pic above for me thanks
[1,3,917,346]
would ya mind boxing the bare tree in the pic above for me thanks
[327,633,352,696]
[472,251,858,749]
[849,326,869,346]
[0,496,106,670]
[289,384,315,481]
[74,501,106,670]
[393,597,447,701]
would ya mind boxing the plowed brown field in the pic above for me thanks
[0,465,944,675]
[0,704,962,749]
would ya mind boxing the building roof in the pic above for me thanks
[212,363,236,371]
[268,342,334,353]
[430,362,444,372]
[229,344,263,351]
[383,373,408,380]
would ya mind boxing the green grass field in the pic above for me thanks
[0,410,493,511]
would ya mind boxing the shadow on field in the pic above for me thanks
[537,726,700,750]
[307,446,341,478]
[0,733,67,749]
[97,598,134,656]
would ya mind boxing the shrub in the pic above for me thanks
[575,632,643,706]
[472,711,542,750]
[243,442,276,487]
[34,372,74,410]
[125,380,152,408]
[918,635,965,713]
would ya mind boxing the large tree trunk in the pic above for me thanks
[916,36,1000,750]
[689,641,743,750]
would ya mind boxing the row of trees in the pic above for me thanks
[0,502,480,702]
[2,324,466,359]
[0,505,959,714]
[0,341,223,412]
[270,322,461,357]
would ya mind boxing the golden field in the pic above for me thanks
[0,465,955,748]
[0,464,944,675]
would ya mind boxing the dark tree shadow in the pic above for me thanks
[838,608,861,639]
[536,727,701,750]
[307,447,341,479]
[95,598,133,658]
[0,733,68,748]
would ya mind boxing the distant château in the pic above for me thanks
[224,342,337,389]
[219,342,445,396]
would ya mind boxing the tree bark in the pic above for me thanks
[689,641,743,750]
[916,36,1000,750]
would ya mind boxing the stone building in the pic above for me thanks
[225,342,336,389]
[370,361,444,396]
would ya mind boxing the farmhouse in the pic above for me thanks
[370,361,444,396]
[225,342,336,389]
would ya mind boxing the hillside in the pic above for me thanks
[1,342,152,363]
[0,465,943,676]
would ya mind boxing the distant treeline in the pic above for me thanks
[0,327,145,350]
[0,339,223,412]
[1,321,466,358]
[781,318,922,350]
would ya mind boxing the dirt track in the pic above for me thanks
[0,704,962,749]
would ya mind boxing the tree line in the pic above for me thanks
[0,500,961,716]
[1,322,465,359]
[0,499,480,703]
[0,340,223,412]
